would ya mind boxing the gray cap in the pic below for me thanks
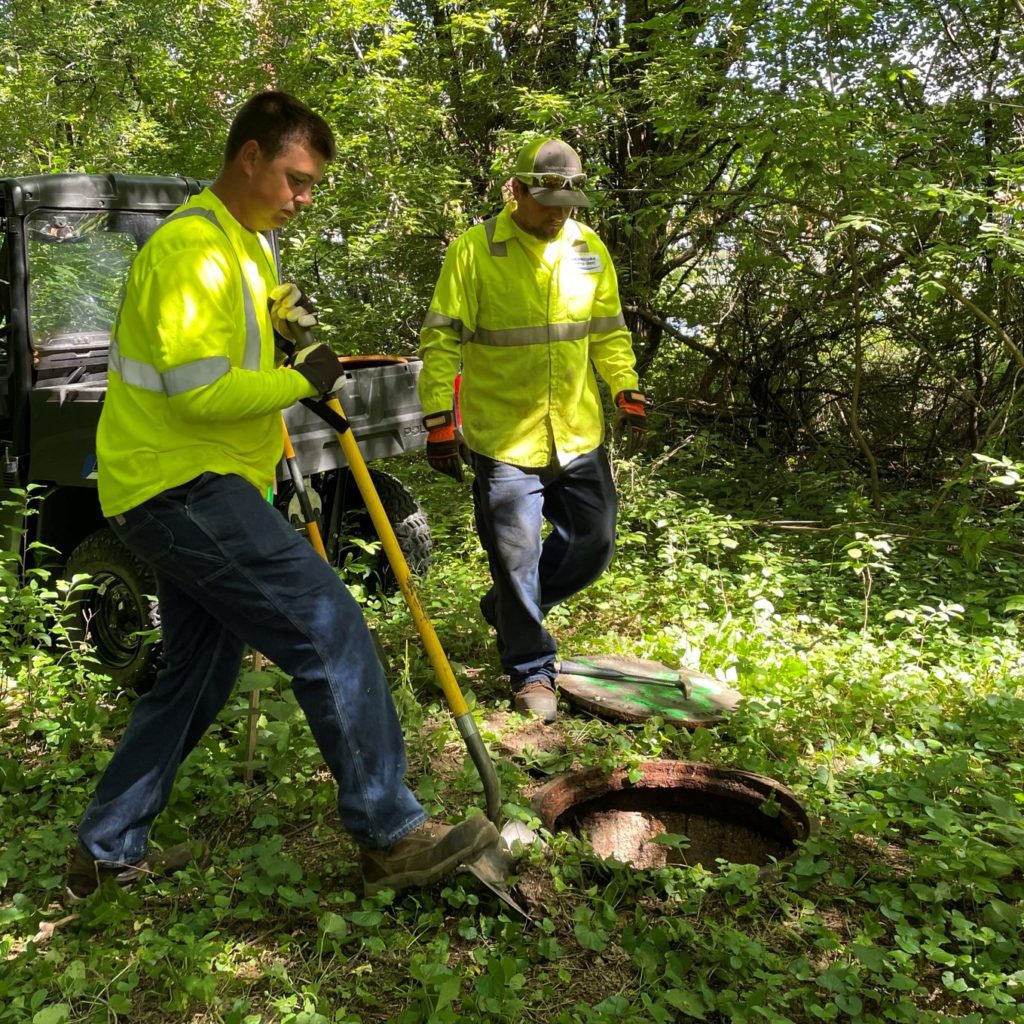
[514,137,591,208]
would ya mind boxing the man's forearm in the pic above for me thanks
[168,366,316,423]
[417,327,463,415]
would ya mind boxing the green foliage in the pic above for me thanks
[3,0,1021,471]
[25,216,138,341]
[0,489,84,684]
[2,447,1024,1021]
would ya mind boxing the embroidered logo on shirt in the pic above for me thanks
[568,253,604,273]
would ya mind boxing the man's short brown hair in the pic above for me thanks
[225,91,336,163]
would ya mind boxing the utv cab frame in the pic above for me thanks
[0,174,430,687]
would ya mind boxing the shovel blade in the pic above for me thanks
[461,824,540,921]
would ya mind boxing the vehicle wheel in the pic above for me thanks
[65,528,161,691]
[284,468,432,593]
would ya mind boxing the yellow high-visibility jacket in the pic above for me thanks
[97,189,315,516]
[418,205,639,468]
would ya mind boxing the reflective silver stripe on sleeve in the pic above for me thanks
[422,311,457,329]
[108,203,266,391]
[422,311,472,343]
[108,342,230,395]
[589,313,627,333]
[108,340,165,392]
[162,356,231,396]
[164,207,262,370]
[108,206,265,393]
[473,321,592,347]
[484,217,507,257]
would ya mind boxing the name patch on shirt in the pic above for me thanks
[568,253,604,273]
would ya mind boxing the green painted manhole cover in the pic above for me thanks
[556,654,740,727]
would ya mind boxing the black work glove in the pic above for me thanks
[423,410,464,482]
[293,343,344,396]
[614,389,650,457]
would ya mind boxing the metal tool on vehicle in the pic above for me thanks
[243,424,330,779]
[280,419,328,560]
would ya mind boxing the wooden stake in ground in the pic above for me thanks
[244,652,264,784]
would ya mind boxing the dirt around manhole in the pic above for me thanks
[485,712,567,759]
[579,808,791,869]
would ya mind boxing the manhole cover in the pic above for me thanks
[557,654,741,726]
[532,760,812,871]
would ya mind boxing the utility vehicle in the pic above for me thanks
[0,173,430,687]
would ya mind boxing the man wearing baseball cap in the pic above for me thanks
[418,136,649,723]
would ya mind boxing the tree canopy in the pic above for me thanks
[3,0,1022,482]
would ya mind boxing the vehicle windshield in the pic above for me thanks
[26,209,163,346]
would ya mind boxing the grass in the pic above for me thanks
[1,443,1022,1024]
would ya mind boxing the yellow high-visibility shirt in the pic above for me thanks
[97,188,315,516]
[418,204,639,468]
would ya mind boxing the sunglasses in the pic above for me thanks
[517,171,588,190]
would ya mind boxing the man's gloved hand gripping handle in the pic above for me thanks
[293,343,345,396]
[269,282,344,397]
[423,410,463,482]
[270,282,318,345]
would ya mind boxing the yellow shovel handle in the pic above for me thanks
[295,386,501,823]
[323,397,470,717]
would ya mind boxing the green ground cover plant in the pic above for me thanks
[1,445,1022,1024]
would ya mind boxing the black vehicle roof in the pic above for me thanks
[0,174,205,216]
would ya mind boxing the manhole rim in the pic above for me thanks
[531,759,816,876]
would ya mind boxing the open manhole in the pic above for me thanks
[532,760,812,871]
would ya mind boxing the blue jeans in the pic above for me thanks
[471,447,617,690]
[76,472,426,862]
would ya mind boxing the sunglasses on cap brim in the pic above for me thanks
[517,171,588,190]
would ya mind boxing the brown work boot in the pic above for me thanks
[514,680,558,723]
[65,840,210,904]
[361,817,499,896]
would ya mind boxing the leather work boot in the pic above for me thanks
[514,680,558,723]
[361,817,499,896]
[65,840,210,904]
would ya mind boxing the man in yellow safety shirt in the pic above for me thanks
[67,91,497,903]
[418,137,649,723]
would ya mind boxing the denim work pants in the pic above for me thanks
[472,446,617,689]
[76,473,426,863]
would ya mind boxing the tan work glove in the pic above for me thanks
[270,282,318,346]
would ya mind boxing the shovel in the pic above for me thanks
[277,320,533,912]
[297,391,502,821]
[297,391,537,918]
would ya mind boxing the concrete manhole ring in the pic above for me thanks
[531,760,813,873]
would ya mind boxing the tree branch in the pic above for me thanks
[623,304,729,362]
